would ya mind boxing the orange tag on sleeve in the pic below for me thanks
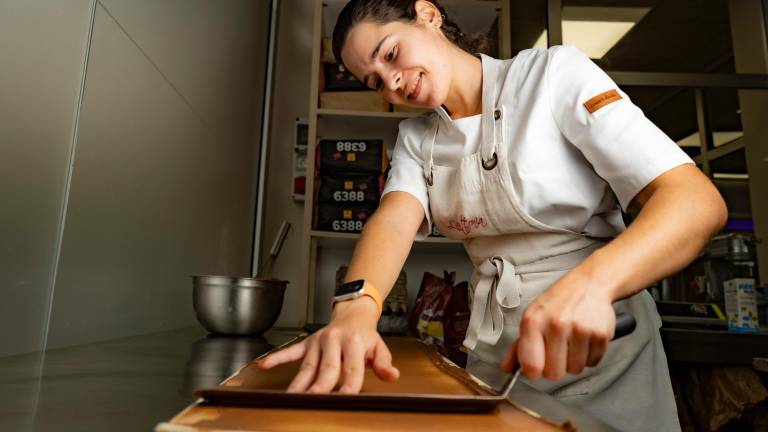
[583,89,622,114]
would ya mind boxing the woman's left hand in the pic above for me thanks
[501,273,617,381]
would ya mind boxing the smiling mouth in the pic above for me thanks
[406,73,423,101]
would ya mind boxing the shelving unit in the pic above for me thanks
[310,230,462,244]
[300,0,510,324]
[317,108,423,119]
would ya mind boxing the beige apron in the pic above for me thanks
[421,55,680,432]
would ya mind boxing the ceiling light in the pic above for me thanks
[533,6,651,59]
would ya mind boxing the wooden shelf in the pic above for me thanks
[310,230,461,244]
[317,108,427,119]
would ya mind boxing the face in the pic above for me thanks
[340,10,453,108]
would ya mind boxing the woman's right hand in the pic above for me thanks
[256,296,400,394]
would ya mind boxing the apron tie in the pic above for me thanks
[463,256,521,350]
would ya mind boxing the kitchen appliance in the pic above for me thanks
[192,221,291,336]
[659,232,758,306]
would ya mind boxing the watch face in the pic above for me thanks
[335,279,365,297]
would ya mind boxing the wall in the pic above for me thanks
[46,0,270,348]
[0,0,95,357]
[259,0,316,327]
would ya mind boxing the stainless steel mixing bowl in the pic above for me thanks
[192,275,287,336]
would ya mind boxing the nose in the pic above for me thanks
[383,70,402,93]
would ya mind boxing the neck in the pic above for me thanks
[442,47,482,120]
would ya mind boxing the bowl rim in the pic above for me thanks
[191,275,289,286]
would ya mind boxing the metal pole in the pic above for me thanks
[251,0,280,277]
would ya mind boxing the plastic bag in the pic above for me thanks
[409,271,470,367]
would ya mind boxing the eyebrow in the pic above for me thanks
[362,34,392,88]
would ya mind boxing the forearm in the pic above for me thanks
[344,211,416,297]
[332,192,423,320]
[568,165,728,302]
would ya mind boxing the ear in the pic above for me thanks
[414,0,442,29]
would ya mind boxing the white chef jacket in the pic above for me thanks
[382,45,693,239]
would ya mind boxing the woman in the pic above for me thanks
[259,1,727,430]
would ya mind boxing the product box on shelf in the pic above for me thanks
[317,173,383,204]
[724,278,760,333]
[315,202,377,233]
[321,37,335,63]
[322,62,368,92]
[429,224,445,238]
[317,139,386,174]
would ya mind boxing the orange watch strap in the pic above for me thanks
[362,281,383,317]
[331,281,383,318]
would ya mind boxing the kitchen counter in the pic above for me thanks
[0,326,300,431]
[1,327,614,432]
[661,327,768,365]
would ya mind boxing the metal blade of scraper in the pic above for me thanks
[497,312,637,431]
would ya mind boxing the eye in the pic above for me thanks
[373,78,383,91]
[385,47,397,62]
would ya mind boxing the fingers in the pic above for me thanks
[565,325,590,375]
[307,331,342,393]
[501,340,518,373]
[286,340,320,392]
[586,335,609,368]
[371,338,399,382]
[261,327,398,394]
[543,319,569,381]
[339,335,365,394]
[517,314,546,380]
[257,340,307,370]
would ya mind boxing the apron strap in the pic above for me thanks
[421,119,439,186]
[463,256,522,350]
[480,54,500,165]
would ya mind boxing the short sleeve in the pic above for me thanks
[546,45,694,210]
[381,117,433,239]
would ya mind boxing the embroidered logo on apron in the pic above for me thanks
[447,216,488,235]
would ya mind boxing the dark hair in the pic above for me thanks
[332,0,488,69]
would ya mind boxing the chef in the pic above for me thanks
[258,1,728,430]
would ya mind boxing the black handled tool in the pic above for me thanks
[498,312,636,399]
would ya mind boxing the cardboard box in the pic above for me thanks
[724,278,760,333]
[322,37,335,63]
[319,91,390,112]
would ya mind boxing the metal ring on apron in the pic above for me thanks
[482,152,498,170]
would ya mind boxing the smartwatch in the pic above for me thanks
[332,279,383,317]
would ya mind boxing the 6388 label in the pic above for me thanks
[335,141,368,152]
[332,190,365,202]
[331,220,365,231]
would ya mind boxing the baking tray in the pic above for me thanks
[194,337,506,413]
[195,388,506,413]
